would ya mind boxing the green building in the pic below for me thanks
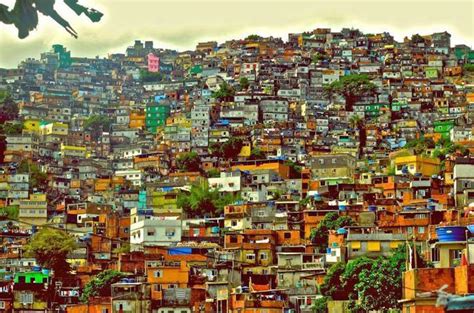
[425,67,439,79]
[14,271,50,284]
[52,44,72,68]
[145,103,171,133]
[365,103,388,117]
[434,120,455,139]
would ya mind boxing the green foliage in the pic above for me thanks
[433,137,469,159]
[386,164,396,176]
[405,137,435,155]
[210,137,243,159]
[206,168,221,178]
[25,228,77,278]
[0,205,19,219]
[341,256,374,301]
[112,243,130,254]
[325,74,377,111]
[246,34,262,41]
[248,147,266,160]
[310,212,355,251]
[320,244,427,311]
[311,296,328,313]
[355,245,407,311]
[17,160,48,190]
[463,64,474,72]
[239,77,250,90]
[80,270,125,302]
[212,82,235,101]
[320,262,347,300]
[83,115,112,131]
[311,52,327,64]
[176,152,201,172]
[285,160,302,175]
[411,34,425,44]
[0,122,23,135]
[177,181,240,218]
[140,69,163,82]
[0,92,19,117]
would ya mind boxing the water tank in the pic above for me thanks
[436,226,466,242]
[368,205,377,212]
[338,204,347,211]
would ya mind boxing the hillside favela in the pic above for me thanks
[1,27,474,313]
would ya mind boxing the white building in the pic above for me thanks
[130,209,182,251]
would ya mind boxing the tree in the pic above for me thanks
[325,74,377,111]
[206,168,221,178]
[341,256,374,301]
[177,181,240,217]
[212,82,235,102]
[140,69,163,82]
[320,262,348,300]
[411,34,425,45]
[405,137,435,155]
[210,137,243,159]
[25,228,77,278]
[311,296,328,313]
[311,212,355,252]
[17,160,48,190]
[0,205,19,219]
[176,152,201,172]
[0,122,22,135]
[355,246,406,311]
[464,64,474,73]
[248,147,266,160]
[80,270,125,302]
[239,77,250,90]
[246,34,262,41]
[83,115,112,131]
[0,91,19,118]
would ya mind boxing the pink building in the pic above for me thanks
[147,53,160,72]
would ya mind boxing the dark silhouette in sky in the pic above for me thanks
[0,0,103,39]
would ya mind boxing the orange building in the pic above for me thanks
[129,110,146,129]
[147,260,189,301]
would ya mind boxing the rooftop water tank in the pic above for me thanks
[436,226,466,242]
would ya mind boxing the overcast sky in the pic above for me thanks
[0,0,473,68]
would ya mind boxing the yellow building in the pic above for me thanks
[18,193,48,226]
[150,190,181,216]
[394,155,441,177]
[60,144,89,158]
[238,142,251,158]
[23,119,42,134]
[40,122,68,136]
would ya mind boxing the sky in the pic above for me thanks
[0,0,473,68]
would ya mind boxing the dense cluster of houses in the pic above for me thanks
[0,28,474,312]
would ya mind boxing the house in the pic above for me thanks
[394,155,441,177]
[130,208,182,250]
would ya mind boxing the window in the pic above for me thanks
[0,301,4,309]
[147,229,155,236]
[367,241,381,252]
[259,252,268,260]
[418,227,425,234]
[246,254,256,261]
[230,236,238,243]
[231,220,238,227]
[431,247,440,262]
[154,270,163,278]
[284,232,291,239]
[165,228,175,237]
